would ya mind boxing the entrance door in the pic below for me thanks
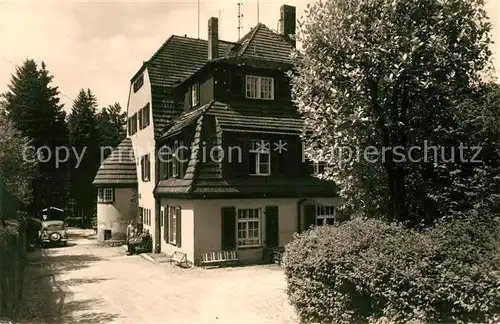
[265,206,279,248]
[161,206,166,243]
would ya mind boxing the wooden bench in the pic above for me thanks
[200,251,239,268]
[273,247,285,265]
[170,251,189,268]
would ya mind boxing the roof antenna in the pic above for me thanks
[237,2,244,40]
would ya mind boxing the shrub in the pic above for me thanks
[284,210,500,323]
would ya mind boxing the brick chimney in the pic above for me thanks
[208,17,219,60]
[279,5,296,48]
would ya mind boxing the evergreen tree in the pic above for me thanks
[97,102,127,159]
[67,89,101,223]
[1,59,69,214]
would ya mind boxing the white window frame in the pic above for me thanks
[99,188,113,203]
[191,83,199,106]
[236,208,262,248]
[168,206,179,245]
[245,75,274,100]
[249,140,271,176]
[316,205,336,226]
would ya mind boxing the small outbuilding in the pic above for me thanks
[92,138,138,246]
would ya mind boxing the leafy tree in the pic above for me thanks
[1,60,69,214]
[0,111,37,220]
[97,102,127,159]
[67,89,101,222]
[293,0,494,225]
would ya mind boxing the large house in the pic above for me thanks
[93,4,339,264]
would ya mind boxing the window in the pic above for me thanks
[104,230,112,240]
[191,83,199,107]
[133,73,144,93]
[129,113,138,135]
[246,75,274,100]
[316,205,336,226]
[237,208,261,247]
[98,188,114,203]
[141,154,151,182]
[139,103,150,130]
[249,140,270,175]
[168,206,181,245]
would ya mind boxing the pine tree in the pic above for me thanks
[67,89,101,223]
[97,102,127,159]
[2,59,69,215]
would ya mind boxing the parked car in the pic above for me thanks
[39,220,68,247]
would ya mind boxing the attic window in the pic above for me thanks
[246,75,274,100]
[191,83,199,107]
[133,73,144,93]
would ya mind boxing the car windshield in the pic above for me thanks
[46,223,64,231]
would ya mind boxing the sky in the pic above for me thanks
[0,0,498,113]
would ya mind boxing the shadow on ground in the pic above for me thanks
[17,249,121,324]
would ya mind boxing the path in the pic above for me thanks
[18,229,297,323]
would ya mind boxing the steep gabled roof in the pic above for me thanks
[227,23,294,64]
[92,138,137,187]
[144,35,235,87]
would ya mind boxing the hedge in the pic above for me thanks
[284,210,500,323]
[0,219,27,321]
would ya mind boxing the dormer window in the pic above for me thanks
[133,73,144,93]
[246,75,274,100]
[191,83,199,107]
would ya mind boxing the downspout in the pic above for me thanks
[153,142,161,253]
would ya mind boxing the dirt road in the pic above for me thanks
[18,228,297,323]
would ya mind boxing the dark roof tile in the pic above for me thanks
[93,138,137,187]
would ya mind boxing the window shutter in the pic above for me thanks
[272,139,287,175]
[147,154,151,180]
[163,206,168,241]
[145,103,150,126]
[176,207,182,247]
[140,157,144,181]
[276,75,291,101]
[286,138,299,176]
[138,109,143,129]
[111,188,115,203]
[230,73,244,97]
[221,207,236,250]
[234,138,249,176]
[303,204,316,231]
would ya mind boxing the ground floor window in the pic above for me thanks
[167,206,181,246]
[316,205,335,225]
[237,208,261,247]
[97,188,114,203]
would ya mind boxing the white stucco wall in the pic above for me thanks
[97,187,138,241]
[159,199,195,262]
[127,68,158,248]
[158,197,339,265]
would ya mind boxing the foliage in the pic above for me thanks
[292,0,494,225]
[0,113,37,217]
[67,89,101,220]
[97,102,127,160]
[284,207,500,324]
[1,59,69,212]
